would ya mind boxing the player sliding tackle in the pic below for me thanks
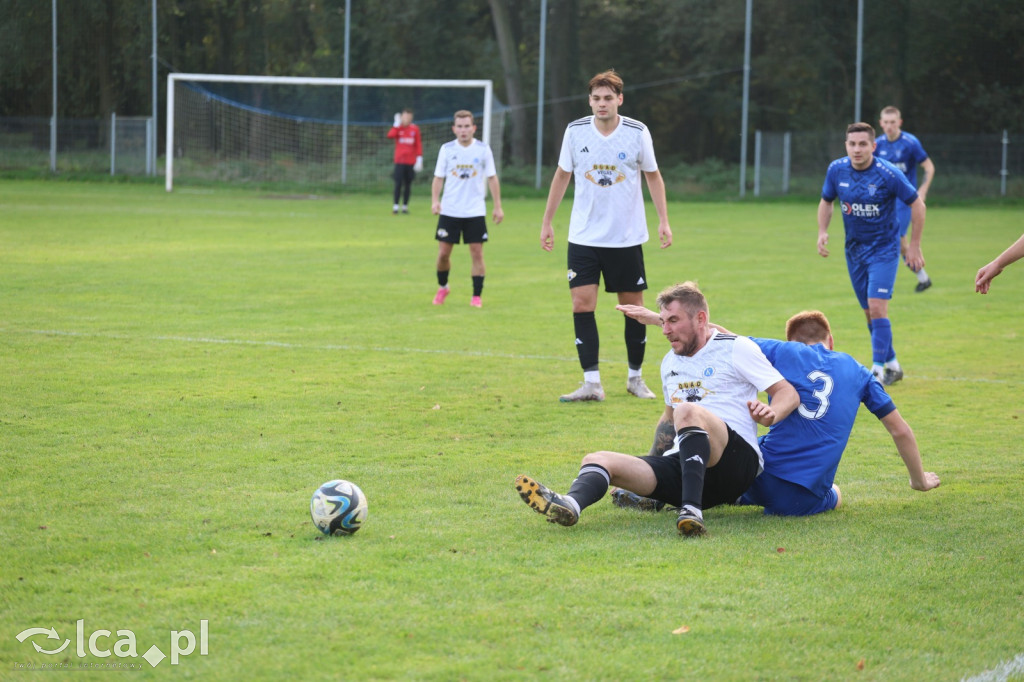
[515,282,799,537]
[612,309,941,516]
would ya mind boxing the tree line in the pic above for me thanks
[1,0,1021,166]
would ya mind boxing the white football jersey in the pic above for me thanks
[557,115,658,247]
[660,331,785,469]
[433,139,497,218]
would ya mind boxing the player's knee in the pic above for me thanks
[672,403,706,429]
[581,451,615,468]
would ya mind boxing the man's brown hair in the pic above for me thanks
[588,70,624,96]
[655,281,708,317]
[846,122,876,138]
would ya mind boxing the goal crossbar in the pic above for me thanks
[165,73,494,191]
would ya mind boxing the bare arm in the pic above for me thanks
[976,233,1024,293]
[904,197,926,271]
[643,169,672,248]
[879,409,941,491]
[430,176,444,216]
[540,168,572,251]
[817,199,834,257]
[615,303,661,326]
[917,158,936,202]
[487,175,504,224]
[749,379,799,427]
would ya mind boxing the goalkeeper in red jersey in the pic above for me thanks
[387,108,423,214]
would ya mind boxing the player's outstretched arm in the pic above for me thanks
[976,233,1024,293]
[616,304,661,326]
[880,409,941,491]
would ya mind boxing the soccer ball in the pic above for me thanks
[310,479,368,536]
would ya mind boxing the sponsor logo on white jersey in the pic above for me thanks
[584,164,625,187]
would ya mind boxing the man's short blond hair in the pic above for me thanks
[785,310,831,344]
[880,105,902,118]
[655,281,708,317]
[453,110,474,124]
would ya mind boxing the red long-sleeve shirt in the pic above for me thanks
[387,124,422,165]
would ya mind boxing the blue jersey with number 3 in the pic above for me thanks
[821,156,918,256]
[754,338,895,496]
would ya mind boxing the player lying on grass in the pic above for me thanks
[515,282,800,537]
[611,309,941,516]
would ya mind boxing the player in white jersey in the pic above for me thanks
[540,70,672,403]
[431,110,503,308]
[514,282,799,537]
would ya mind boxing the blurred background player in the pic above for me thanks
[876,106,936,291]
[817,122,925,386]
[431,110,503,308]
[388,108,423,214]
[540,69,672,403]
[976,233,1024,294]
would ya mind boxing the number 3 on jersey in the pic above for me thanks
[797,370,833,420]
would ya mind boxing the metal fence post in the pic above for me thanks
[782,131,791,195]
[753,130,762,197]
[1001,130,1009,197]
[110,113,116,176]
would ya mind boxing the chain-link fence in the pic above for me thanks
[2,114,1020,198]
[753,130,1021,198]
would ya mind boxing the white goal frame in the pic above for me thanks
[164,73,494,192]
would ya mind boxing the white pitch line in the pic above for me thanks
[4,328,1022,384]
[961,653,1024,682]
[10,328,578,363]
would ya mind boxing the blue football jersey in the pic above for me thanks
[821,156,919,252]
[875,132,929,187]
[754,338,896,496]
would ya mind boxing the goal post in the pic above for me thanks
[165,74,496,192]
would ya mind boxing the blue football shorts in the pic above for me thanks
[738,471,839,516]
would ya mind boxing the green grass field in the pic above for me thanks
[2,179,1022,681]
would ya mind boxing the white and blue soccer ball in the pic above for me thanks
[310,479,368,536]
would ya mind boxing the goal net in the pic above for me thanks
[165,74,502,192]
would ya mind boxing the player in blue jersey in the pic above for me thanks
[877,106,936,292]
[817,122,926,386]
[610,310,941,516]
[737,310,940,515]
